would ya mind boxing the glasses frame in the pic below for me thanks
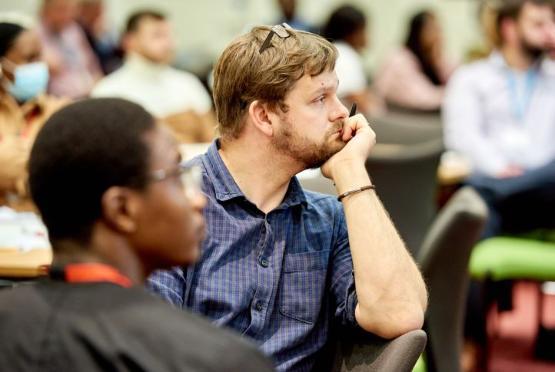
[259,23,292,54]
[150,162,202,197]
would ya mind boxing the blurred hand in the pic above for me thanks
[497,165,524,179]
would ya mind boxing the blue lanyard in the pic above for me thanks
[506,68,538,122]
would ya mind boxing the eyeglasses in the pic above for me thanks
[150,163,202,198]
[259,23,292,54]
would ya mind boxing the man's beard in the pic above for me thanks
[520,34,546,60]
[272,119,346,169]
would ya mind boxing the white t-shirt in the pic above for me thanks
[91,53,212,118]
[333,41,367,98]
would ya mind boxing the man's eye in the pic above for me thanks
[314,96,325,104]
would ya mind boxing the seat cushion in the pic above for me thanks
[469,237,555,281]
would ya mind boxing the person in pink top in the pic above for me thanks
[37,0,102,99]
[374,10,455,112]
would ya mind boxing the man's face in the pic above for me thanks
[515,2,555,57]
[131,126,206,270]
[271,70,349,169]
[420,15,442,52]
[127,18,175,64]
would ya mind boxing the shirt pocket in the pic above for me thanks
[279,250,329,324]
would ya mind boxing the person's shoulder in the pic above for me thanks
[90,67,129,97]
[0,284,43,309]
[454,56,496,78]
[167,67,204,86]
[114,289,274,371]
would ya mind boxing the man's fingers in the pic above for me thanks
[342,124,354,141]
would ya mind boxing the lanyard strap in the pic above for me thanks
[506,68,538,122]
[50,263,133,288]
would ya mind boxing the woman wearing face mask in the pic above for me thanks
[0,21,67,208]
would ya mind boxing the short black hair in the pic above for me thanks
[322,5,366,42]
[29,98,155,244]
[124,10,166,34]
[0,22,25,57]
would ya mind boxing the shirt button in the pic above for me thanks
[254,301,263,311]
[259,258,269,267]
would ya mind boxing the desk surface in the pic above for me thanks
[0,247,51,278]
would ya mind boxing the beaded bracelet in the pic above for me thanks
[337,185,375,202]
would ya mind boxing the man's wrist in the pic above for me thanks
[331,160,372,194]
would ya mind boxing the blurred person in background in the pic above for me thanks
[77,0,122,74]
[275,0,315,33]
[92,10,215,143]
[374,10,456,112]
[0,20,67,209]
[466,0,500,61]
[321,5,385,118]
[443,1,555,369]
[38,0,103,99]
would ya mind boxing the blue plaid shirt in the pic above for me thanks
[148,141,357,371]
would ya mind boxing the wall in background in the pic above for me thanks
[0,0,484,76]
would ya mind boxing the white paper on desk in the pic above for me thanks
[0,207,50,252]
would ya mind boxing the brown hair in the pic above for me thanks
[212,25,337,139]
[495,0,555,46]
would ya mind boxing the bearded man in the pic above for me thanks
[148,24,427,372]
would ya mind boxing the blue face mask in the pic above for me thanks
[6,62,49,102]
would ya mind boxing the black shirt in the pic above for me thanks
[0,281,274,372]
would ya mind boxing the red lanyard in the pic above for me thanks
[61,263,133,288]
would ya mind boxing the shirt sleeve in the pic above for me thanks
[329,203,358,328]
[147,267,187,307]
[443,67,509,176]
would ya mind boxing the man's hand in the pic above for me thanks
[497,165,524,179]
[321,114,376,181]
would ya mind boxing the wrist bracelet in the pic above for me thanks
[337,185,375,201]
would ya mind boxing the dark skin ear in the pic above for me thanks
[248,100,275,137]
[101,187,141,234]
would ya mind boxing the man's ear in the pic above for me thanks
[248,100,275,137]
[101,187,140,234]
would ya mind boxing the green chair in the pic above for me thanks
[469,235,555,363]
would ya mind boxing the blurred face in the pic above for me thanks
[126,18,175,64]
[349,26,368,51]
[131,126,206,270]
[514,2,554,57]
[1,30,42,83]
[271,70,349,169]
[278,0,296,20]
[42,0,78,32]
[547,14,555,58]
[420,15,442,52]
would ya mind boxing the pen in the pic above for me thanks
[349,103,357,117]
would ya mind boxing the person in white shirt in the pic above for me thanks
[321,5,384,117]
[444,0,555,238]
[444,1,555,369]
[92,10,215,143]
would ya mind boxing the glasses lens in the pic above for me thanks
[180,165,202,198]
